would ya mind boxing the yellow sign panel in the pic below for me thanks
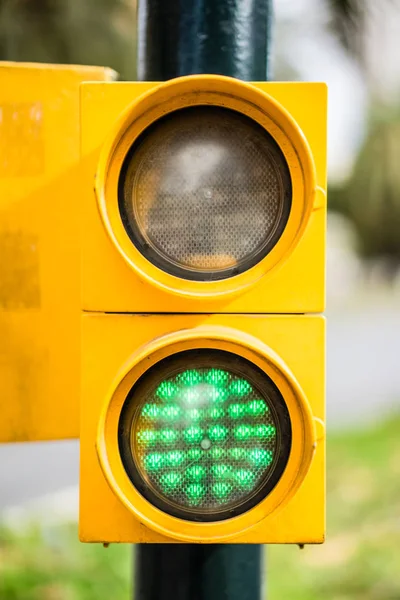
[0,62,115,442]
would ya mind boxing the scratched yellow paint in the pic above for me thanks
[0,63,115,442]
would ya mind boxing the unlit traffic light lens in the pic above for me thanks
[118,350,292,521]
[119,106,292,281]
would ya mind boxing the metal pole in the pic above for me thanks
[134,544,263,600]
[137,0,273,82]
[134,1,273,598]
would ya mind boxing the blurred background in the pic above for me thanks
[1,0,400,598]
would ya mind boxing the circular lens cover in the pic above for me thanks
[119,350,292,522]
[119,106,292,281]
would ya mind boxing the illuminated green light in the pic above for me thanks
[248,448,273,467]
[209,407,225,419]
[183,426,203,443]
[165,450,185,467]
[212,482,231,500]
[204,369,229,386]
[187,448,202,461]
[137,430,158,444]
[160,472,182,490]
[229,379,253,397]
[186,483,205,504]
[254,424,276,439]
[161,404,181,420]
[246,399,268,417]
[234,424,252,440]
[135,363,281,514]
[210,447,226,460]
[228,403,247,419]
[178,370,203,386]
[234,469,256,488]
[159,429,178,444]
[211,464,231,478]
[144,453,164,471]
[208,425,228,442]
[156,381,179,400]
[228,447,247,461]
[186,465,206,481]
[188,408,203,420]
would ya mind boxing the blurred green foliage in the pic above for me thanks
[329,110,400,269]
[0,0,137,79]
[270,413,400,599]
[0,524,130,600]
[1,414,400,599]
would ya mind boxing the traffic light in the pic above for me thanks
[80,75,326,544]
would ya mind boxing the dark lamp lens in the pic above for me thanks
[119,106,292,281]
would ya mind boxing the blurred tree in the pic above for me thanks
[327,0,364,59]
[327,0,400,269]
[0,0,137,79]
[332,111,400,272]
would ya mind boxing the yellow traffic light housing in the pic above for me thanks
[79,75,326,544]
[81,76,326,313]
[81,314,324,543]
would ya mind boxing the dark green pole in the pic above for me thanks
[134,1,273,598]
[137,0,273,82]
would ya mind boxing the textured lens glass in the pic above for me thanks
[118,351,292,521]
[119,107,292,281]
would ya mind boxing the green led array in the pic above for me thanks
[136,366,279,511]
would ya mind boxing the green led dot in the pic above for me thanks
[227,403,247,419]
[209,407,225,419]
[165,450,185,467]
[210,447,226,460]
[186,483,205,504]
[187,407,203,420]
[187,448,202,461]
[209,387,229,403]
[246,399,268,417]
[234,424,253,440]
[141,404,161,419]
[160,472,182,490]
[186,465,206,481]
[156,381,179,400]
[234,469,256,488]
[204,369,229,386]
[208,424,228,442]
[137,430,158,444]
[248,448,273,467]
[228,447,247,461]
[212,482,231,500]
[182,388,201,404]
[183,426,203,443]
[144,453,164,471]
[161,404,182,420]
[159,429,178,444]
[178,370,203,386]
[254,424,276,439]
[229,379,253,397]
[211,464,232,478]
